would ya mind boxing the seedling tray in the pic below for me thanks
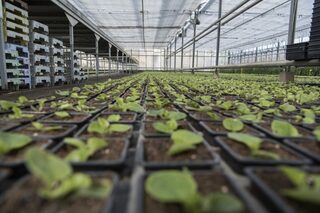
[141,121,193,138]
[40,112,92,125]
[98,112,138,124]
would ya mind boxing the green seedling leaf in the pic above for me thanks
[56,90,70,97]
[76,179,112,199]
[223,118,244,132]
[25,148,72,186]
[239,113,262,123]
[201,192,244,213]
[169,130,203,156]
[282,188,320,205]
[167,111,187,121]
[302,109,316,124]
[17,96,29,105]
[31,122,63,132]
[109,124,131,133]
[54,111,70,119]
[313,129,320,141]
[207,112,221,121]
[279,103,297,113]
[271,120,300,137]
[153,120,178,134]
[9,107,34,119]
[0,100,17,111]
[106,114,121,122]
[0,132,32,155]
[146,170,197,203]
[126,102,144,113]
[279,166,307,188]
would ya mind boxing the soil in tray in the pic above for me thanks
[222,138,301,161]
[0,114,37,123]
[144,172,246,213]
[143,139,211,162]
[143,121,191,135]
[0,140,50,164]
[203,122,262,136]
[57,139,125,161]
[16,125,71,138]
[291,139,320,156]
[1,176,112,213]
[0,122,19,130]
[255,170,320,213]
[259,122,311,137]
[43,113,89,123]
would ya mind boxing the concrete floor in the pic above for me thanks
[0,73,131,101]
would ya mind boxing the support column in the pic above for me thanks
[163,49,166,71]
[86,54,89,76]
[95,34,100,78]
[122,54,124,72]
[0,4,7,89]
[281,0,298,83]
[66,14,78,83]
[181,28,185,71]
[215,0,222,77]
[174,37,177,72]
[108,44,112,74]
[116,49,119,73]
[169,44,172,71]
[191,12,198,75]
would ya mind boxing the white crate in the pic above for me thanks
[6,21,29,34]
[53,48,63,55]
[50,38,63,47]
[29,43,49,53]
[30,32,49,43]
[6,59,20,67]
[5,43,29,57]
[54,76,66,83]
[53,57,64,64]
[5,2,28,18]
[6,68,20,75]
[6,11,28,26]
[19,68,30,76]
[5,50,19,58]
[20,77,31,85]
[33,55,49,63]
[35,76,50,84]
[29,20,49,33]
[34,66,50,74]
[7,78,21,84]
[7,30,29,42]
[53,67,65,73]
[18,57,29,65]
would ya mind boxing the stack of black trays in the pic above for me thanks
[309,0,320,59]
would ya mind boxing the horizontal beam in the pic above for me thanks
[98,26,181,29]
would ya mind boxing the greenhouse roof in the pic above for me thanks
[67,0,313,52]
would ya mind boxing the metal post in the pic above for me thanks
[191,12,197,74]
[215,0,222,77]
[169,43,172,71]
[166,46,169,71]
[66,14,78,83]
[181,28,184,71]
[95,34,100,78]
[0,3,7,90]
[116,50,119,73]
[174,37,177,72]
[163,49,166,71]
[288,0,298,45]
[86,54,89,76]
[108,44,112,74]
[122,54,124,72]
[276,41,280,61]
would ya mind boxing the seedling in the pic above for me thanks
[0,100,17,111]
[227,133,280,160]
[239,113,263,123]
[207,112,221,121]
[63,138,107,162]
[55,90,70,97]
[279,103,297,113]
[30,122,63,132]
[106,114,121,122]
[146,170,244,213]
[223,118,244,132]
[313,127,320,141]
[279,166,320,205]
[0,132,32,155]
[216,100,233,110]
[147,109,186,121]
[25,148,112,199]
[87,118,131,135]
[8,107,34,120]
[271,120,300,137]
[54,111,71,119]
[153,119,178,134]
[168,130,203,156]
[109,98,144,113]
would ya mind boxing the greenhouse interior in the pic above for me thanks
[0,0,320,212]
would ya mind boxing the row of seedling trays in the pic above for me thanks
[0,74,319,213]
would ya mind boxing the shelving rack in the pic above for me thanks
[2,0,30,89]
[29,20,50,87]
[50,37,65,85]
[65,50,87,82]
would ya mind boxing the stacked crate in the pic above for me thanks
[50,38,65,85]
[29,20,50,87]
[308,0,320,59]
[65,51,87,82]
[2,0,30,88]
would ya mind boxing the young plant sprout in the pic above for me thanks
[30,122,63,132]
[168,130,204,156]
[54,111,71,119]
[271,120,300,137]
[148,109,186,121]
[223,118,244,132]
[153,119,179,134]
[146,170,244,213]
[8,107,34,120]
[0,132,32,155]
[25,148,112,200]
[63,138,108,162]
[87,118,131,135]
